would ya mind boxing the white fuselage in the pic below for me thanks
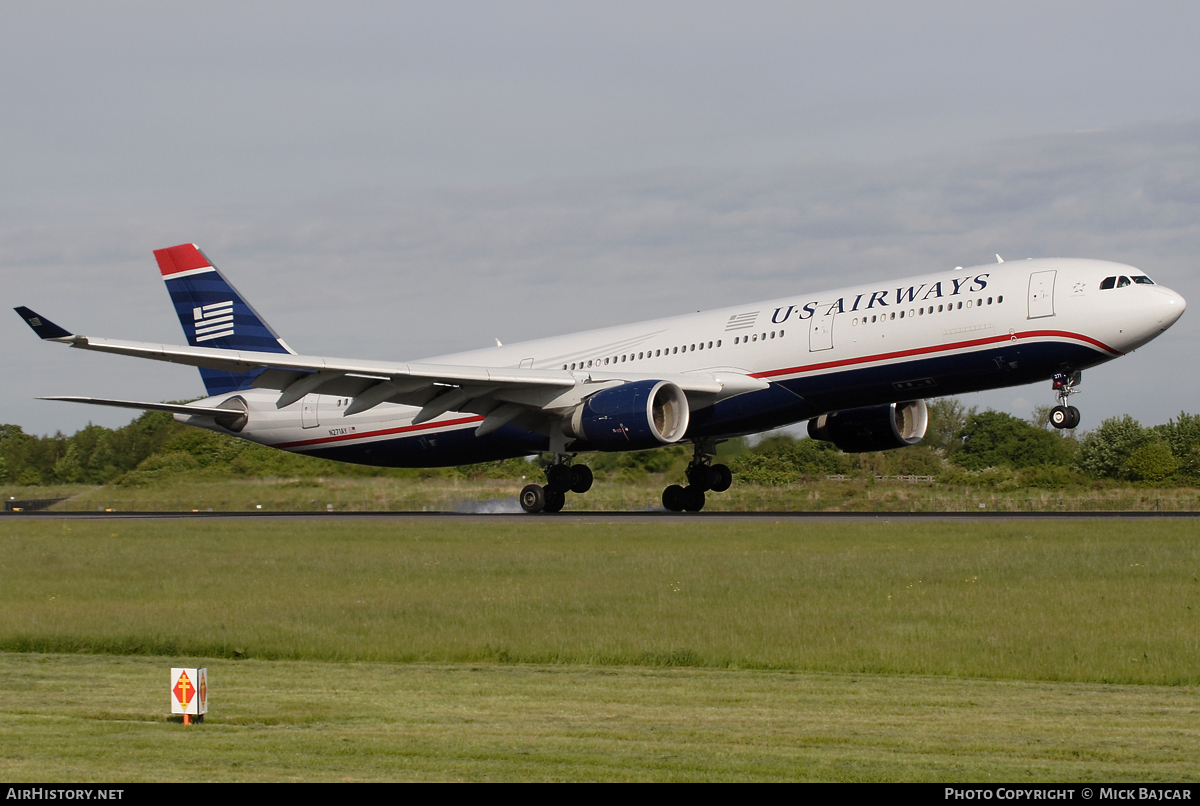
[180,257,1185,465]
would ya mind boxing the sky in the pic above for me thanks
[3,1,1198,437]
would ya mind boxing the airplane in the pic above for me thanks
[16,244,1186,513]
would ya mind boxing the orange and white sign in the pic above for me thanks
[170,667,208,716]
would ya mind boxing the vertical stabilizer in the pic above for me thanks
[154,244,294,396]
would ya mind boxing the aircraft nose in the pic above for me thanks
[1154,286,1186,328]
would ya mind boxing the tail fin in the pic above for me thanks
[154,244,294,396]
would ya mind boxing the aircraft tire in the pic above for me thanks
[1050,405,1070,429]
[545,464,572,493]
[1066,406,1081,429]
[543,490,566,513]
[569,464,593,494]
[710,464,733,493]
[682,485,706,512]
[520,484,546,514]
[687,464,717,491]
[662,484,686,512]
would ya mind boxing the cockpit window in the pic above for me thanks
[1100,275,1152,290]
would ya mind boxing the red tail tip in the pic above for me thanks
[154,244,211,276]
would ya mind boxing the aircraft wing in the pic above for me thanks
[16,307,767,434]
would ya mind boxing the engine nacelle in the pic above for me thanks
[807,400,928,453]
[563,380,690,451]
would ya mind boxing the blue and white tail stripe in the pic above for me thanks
[154,243,294,396]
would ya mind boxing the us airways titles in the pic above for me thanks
[770,273,991,323]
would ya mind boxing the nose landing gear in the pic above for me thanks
[1048,371,1081,429]
[519,456,593,513]
[662,442,733,513]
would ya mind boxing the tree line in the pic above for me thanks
[2,400,1199,489]
[722,400,1200,488]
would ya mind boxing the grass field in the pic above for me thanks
[3,654,1198,782]
[2,518,1198,781]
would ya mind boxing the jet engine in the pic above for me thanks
[807,400,928,453]
[562,380,689,451]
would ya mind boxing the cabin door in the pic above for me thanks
[301,394,321,429]
[1028,271,1056,319]
[809,311,836,351]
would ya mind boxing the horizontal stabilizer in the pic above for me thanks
[37,396,241,418]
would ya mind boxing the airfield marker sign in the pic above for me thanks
[171,667,207,724]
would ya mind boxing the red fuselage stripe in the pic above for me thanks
[275,415,484,449]
[750,329,1117,380]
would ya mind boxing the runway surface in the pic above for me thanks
[4,510,1198,522]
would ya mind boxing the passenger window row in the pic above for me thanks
[563,338,728,371]
[851,295,1003,326]
[733,330,783,345]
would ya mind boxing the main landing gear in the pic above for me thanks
[1048,371,1082,429]
[519,456,593,514]
[662,442,732,513]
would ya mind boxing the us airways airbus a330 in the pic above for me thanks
[16,244,1186,512]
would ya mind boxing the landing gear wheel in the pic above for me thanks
[710,464,732,493]
[1049,371,1082,430]
[569,464,593,494]
[662,484,686,512]
[519,484,546,514]
[681,442,731,507]
[543,490,566,513]
[686,464,718,491]
[545,464,572,493]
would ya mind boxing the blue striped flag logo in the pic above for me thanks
[193,301,234,343]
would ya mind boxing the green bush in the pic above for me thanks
[587,446,690,479]
[1016,465,1085,489]
[1074,416,1148,480]
[1152,413,1200,482]
[924,397,975,455]
[1126,442,1181,484]
[955,411,1075,471]
[727,436,850,485]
